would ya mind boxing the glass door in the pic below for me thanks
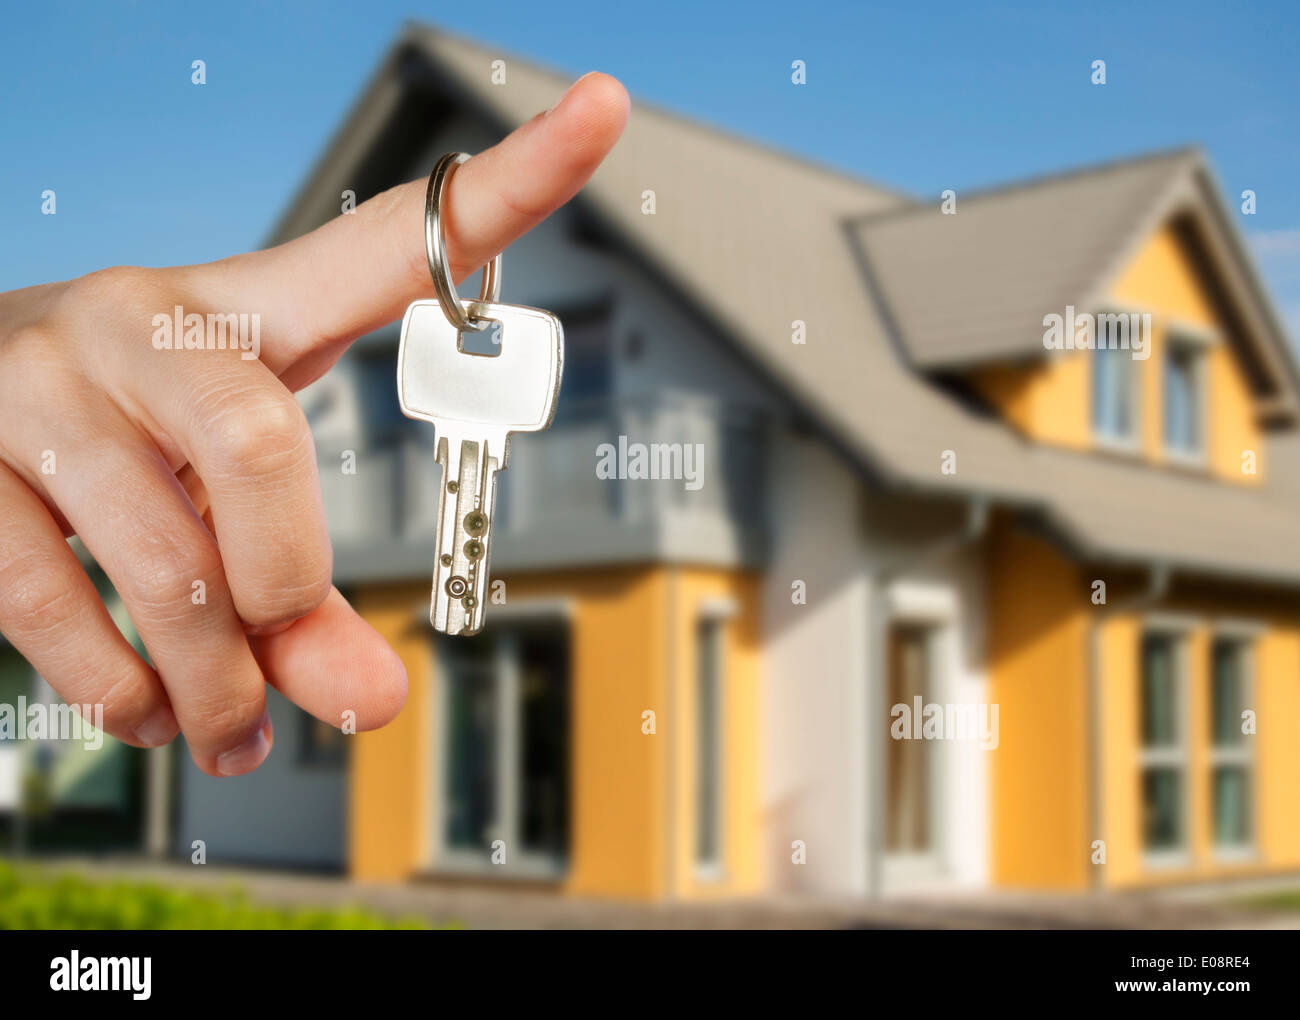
[436,623,570,874]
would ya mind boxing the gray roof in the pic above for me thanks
[275,23,1300,587]
[856,150,1195,369]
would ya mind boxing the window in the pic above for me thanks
[0,645,33,811]
[1092,346,1137,444]
[695,617,724,874]
[1209,637,1252,850]
[299,713,347,767]
[1164,339,1204,458]
[437,623,570,872]
[551,305,611,422]
[1139,632,1186,856]
[355,347,408,444]
[885,624,934,856]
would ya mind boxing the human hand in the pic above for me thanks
[0,72,629,776]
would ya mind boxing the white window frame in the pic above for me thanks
[1161,325,1214,468]
[1090,320,1143,453]
[1208,621,1259,861]
[1138,618,1193,869]
[880,595,952,887]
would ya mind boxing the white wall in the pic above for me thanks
[760,439,991,898]
[760,433,872,895]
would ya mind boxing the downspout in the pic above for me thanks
[1086,561,1170,891]
[866,495,990,899]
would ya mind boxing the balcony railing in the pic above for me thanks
[318,393,769,580]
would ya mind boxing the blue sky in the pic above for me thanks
[2,0,1298,337]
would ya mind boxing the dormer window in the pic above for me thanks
[1091,345,1138,446]
[1163,336,1205,461]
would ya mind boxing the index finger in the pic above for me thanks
[207,71,629,381]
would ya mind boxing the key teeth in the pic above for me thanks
[430,599,484,637]
[429,433,499,637]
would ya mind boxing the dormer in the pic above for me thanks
[855,149,1300,487]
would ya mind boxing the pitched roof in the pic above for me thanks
[275,23,1300,587]
[856,149,1197,368]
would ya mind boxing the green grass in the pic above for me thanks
[1235,888,1300,912]
[0,859,435,930]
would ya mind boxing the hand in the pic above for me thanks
[0,72,630,776]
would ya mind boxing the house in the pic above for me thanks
[101,22,1300,898]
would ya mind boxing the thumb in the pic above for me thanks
[214,71,629,381]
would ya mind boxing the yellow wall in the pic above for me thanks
[554,569,668,898]
[989,522,1300,891]
[1097,602,1300,887]
[971,356,1091,451]
[1096,612,1141,885]
[986,521,1091,889]
[349,565,762,902]
[349,584,434,881]
[969,223,1264,483]
[1111,225,1263,482]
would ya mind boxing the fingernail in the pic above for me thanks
[134,705,179,747]
[245,619,292,637]
[216,713,273,777]
[546,71,597,115]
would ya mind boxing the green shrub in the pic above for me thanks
[0,860,432,930]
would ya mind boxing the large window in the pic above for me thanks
[437,622,570,872]
[695,617,724,874]
[0,646,32,811]
[1163,339,1204,458]
[1092,346,1138,444]
[1209,637,1253,851]
[1139,632,1186,856]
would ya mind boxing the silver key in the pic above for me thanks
[398,299,563,634]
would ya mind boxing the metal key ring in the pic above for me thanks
[425,151,502,332]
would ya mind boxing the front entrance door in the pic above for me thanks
[436,623,570,875]
[883,622,941,882]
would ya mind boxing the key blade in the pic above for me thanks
[398,300,563,435]
[431,426,502,636]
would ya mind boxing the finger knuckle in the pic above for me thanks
[73,264,157,300]
[4,323,56,359]
[238,569,332,629]
[61,266,159,320]
[0,554,83,636]
[120,541,222,618]
[210,393,310,476]
[98,667,165,726]
[191,694,265,751]
[49,267,177,374]
[2,327,80,405]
